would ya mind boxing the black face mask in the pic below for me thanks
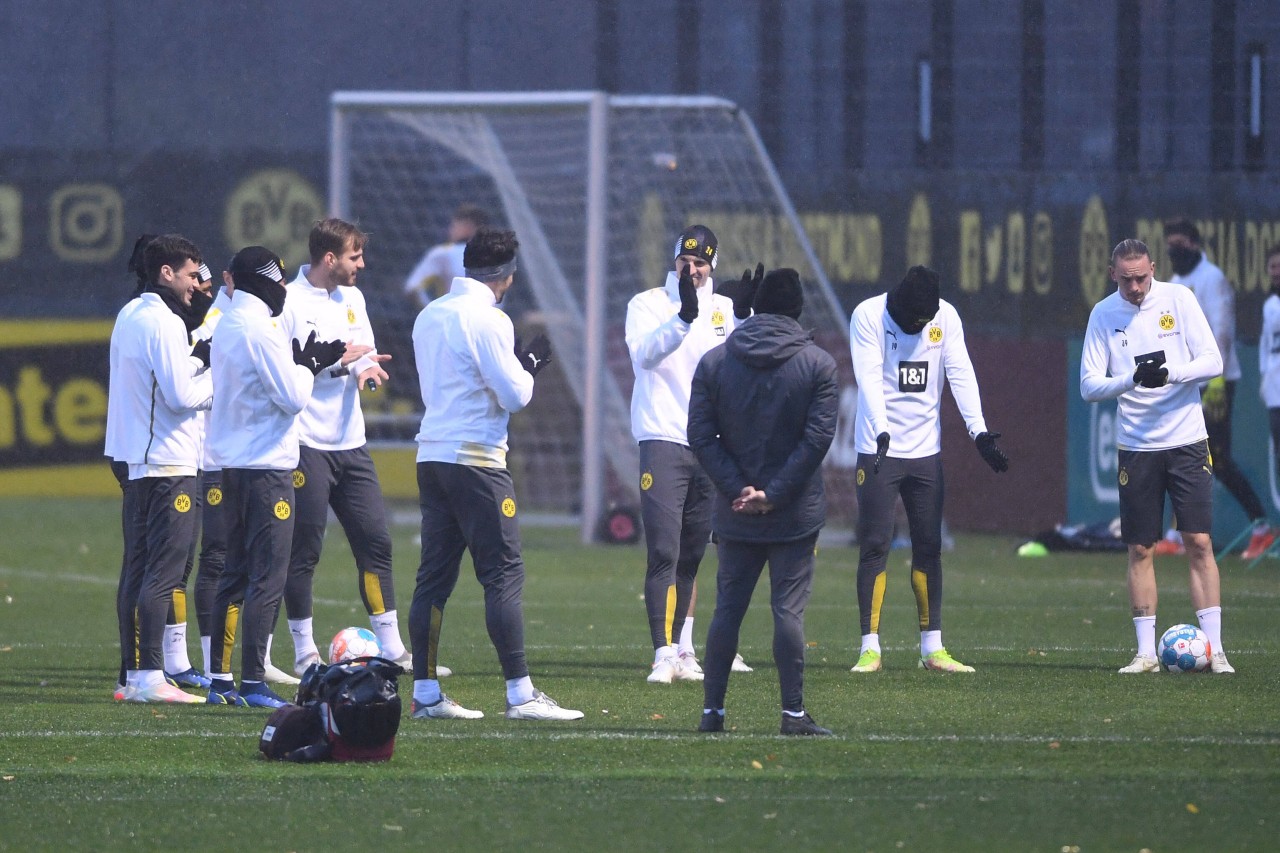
[237,279,287,317]
[1167,244,1201,277]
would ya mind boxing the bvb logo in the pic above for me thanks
[274,500,292,520]
[640,472,654,491]
[292,470,306,488]
[928,326,943,344]
[174,493,191,513]
[1159,313,1175,331]
[347,307,356,324]
[1118,469,1129,487]
[206,486,223,506]
[684,237,699,251]
[856,468,866,486]
[501,497,517,518]
[224,169,324,271]
[711,310,725,326]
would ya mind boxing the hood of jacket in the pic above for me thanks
[725,313,811,368]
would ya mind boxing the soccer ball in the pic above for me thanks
[1157,623,1211,673]
[329,627,381,663]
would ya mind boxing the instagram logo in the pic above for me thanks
[50,184,123,262]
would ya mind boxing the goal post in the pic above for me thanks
[330,91,850,542]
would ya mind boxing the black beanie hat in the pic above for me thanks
[230,246,289,317]
[752,268,804,319]
[886,265,940,334]
[674,224,718,269]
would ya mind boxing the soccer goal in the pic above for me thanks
[330,91,851,541]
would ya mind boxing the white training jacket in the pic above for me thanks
[104,292,213,478]
[1080,279,1222,451]
[207,290,315,471]
[625,271,735,446]
[403,241,464,308]
[280,265,378,452]
[1260,293,1280,408]
[1171,255,1240,382]
[850,294,988,458]
[413,276,533,468]
[193,289,232,472]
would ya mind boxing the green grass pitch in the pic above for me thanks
[1,496,1277,851]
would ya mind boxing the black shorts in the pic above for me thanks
[1117,440,1214,545]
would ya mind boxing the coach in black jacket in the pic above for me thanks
[687,268,839,736]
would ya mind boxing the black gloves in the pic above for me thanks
[191,338,211,369]
[975,431,1009,473]
[515,333,553,378]
[717,262,763,320]
[873,432,890,474]
[1133,359,1169,389]
[677,264,698,323]
[292,330,346,376]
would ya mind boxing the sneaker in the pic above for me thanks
[292,652,322,678]
[391,652,452,678]
[1118,654,1160,674]
[672,657,704,682]
[851,649,882,673]
[505,691,584,721]
[698,710,725,732]
[113,683,131,702]
[206,679,249,707]
[1241,529,1276,560]
[165,667,212,690]
[1209,651,1235,674]
[128,682,204,704]
[920,649,975,673]
[731,654,753,673]
[240,682,290,709]
[410,695,484,719]
[647,657,677,684]
[677,651,704,675]
[265,660,301,686]
[780,712,833,736]
[1154,539,1185,557]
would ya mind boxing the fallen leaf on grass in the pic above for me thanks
[714,796,726,804]
[751,760,763,770]
[383,824,403,831]
[1186,803,1199,814]
[763,813,776,820]
[3,775,15,781]
[1049,741,1060,749]
[649,714,664,721]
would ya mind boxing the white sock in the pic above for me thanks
[136,669,165,690]
[369,610,407,660]
[678,617,696,657]
[703,707,725,715]
[860,633,881,655]
[163,623,192,674]
[125,669,141,688]
[413,679,442,706]
[782,708,807,718]
[211,672,233,683]
[1134,616,1157,658]
[200,635,211,675]
[506,676,535,706]
[288,617,319,664]
[653,644,677,666]
[1196,606,1223,654]
[920,630,943,656]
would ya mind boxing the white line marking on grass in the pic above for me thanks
[0,730,253,739]
[0,566,116,586]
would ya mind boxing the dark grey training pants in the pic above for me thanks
[703,533,818,713]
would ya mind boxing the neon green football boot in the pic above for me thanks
[919,648,975,673]
[850,649,882,673]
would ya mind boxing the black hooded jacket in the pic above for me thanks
[688,313,839,542]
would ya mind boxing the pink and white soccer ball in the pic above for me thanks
[1157,623,1211,673]
[329,626,381,663]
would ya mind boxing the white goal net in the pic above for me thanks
[331,92,853,540]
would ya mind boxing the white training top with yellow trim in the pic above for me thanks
[1080,279,1222,451]
[850,294,988,458]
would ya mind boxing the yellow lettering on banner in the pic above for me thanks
[53,378,107,444]
[1031,212,1053,295]
[16,367,54,447]
[49,184,123,262]
[224,169,324,271]
[1079,195,1110,305]
[0,386,12,446]
[1006,211,1026,295]
[638,193,667,291]
[799,213,882,283]
[983,221,1002,287]
[1134,218,1165,274]
[958,210,981,293]
[0,186,21,260]
[907,193,931,268]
